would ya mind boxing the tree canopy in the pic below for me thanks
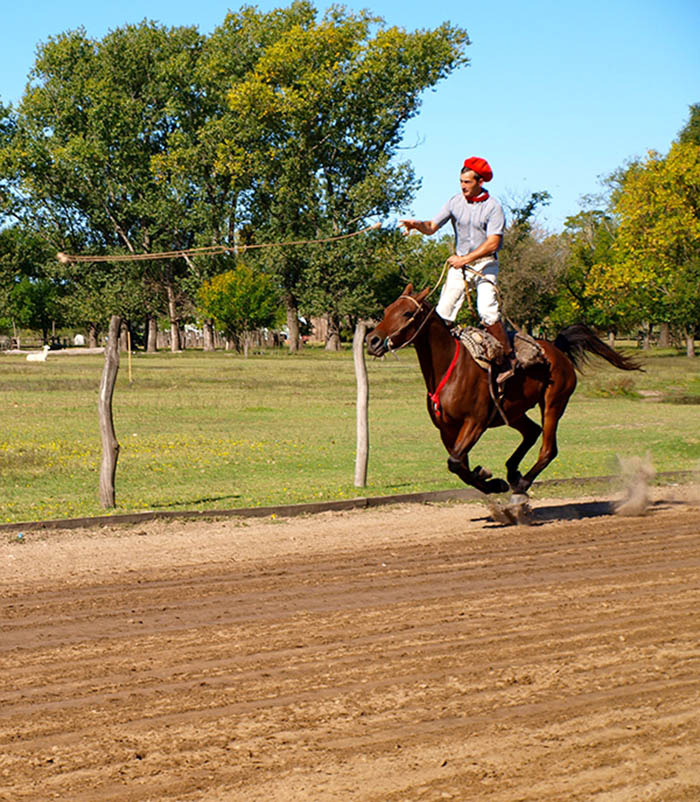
[0,4,469,349]
[0,12,696,359]
[585,140,700,352]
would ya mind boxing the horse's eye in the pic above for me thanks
[403,311,413,318]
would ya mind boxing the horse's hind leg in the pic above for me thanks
[506,414,542,493]
[518,397,569,492]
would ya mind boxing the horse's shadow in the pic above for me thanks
[530,500,613,523]
[483,497,682,527]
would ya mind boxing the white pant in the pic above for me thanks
[435,257,500,325]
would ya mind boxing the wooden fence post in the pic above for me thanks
[99,315,122,508]
[353,320,369,487]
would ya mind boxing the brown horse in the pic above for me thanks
[366,285,641,498]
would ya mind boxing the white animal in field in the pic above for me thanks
[26,345,50,362]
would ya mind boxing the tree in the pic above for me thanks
[221,5,469,351]
[497,191,566,332]
[589,141,700,355]
[550,209,635,337]
[0,21,207,347]
[198,264,280,356]
[0,225,59,342]
[678,103,700,147]
[7,278,63,342]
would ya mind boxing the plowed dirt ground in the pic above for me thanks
[1,484,699,801]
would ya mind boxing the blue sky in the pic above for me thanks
[1,0,698,232]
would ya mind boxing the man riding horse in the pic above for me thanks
[400,156,516,384]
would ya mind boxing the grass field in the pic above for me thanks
[1,342,699,524]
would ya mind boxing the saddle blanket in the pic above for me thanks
[454,326,545,371]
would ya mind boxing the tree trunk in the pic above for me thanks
[88,323,99,349]
[146,316,158,352]
[203,319,216,351]
[325,313,342,351]
[353,321,370,488]
[658,322,671,348]
[285,295,301,353]
[325,331,341,351]
[119,323,129,352]
[607,330,616,347]
[686,330,696,358]
[98,315,121,509]
[166,283,181,352]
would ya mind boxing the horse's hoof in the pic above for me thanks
[484,477,509,494]
[510,493,529,506]
[508,494,533,525]
[487,501,517,525]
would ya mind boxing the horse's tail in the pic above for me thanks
[554,324,642,372]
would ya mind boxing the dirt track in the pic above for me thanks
[1,485,699,801]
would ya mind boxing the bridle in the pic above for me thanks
[382,295,436,352]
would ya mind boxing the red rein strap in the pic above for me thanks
[429,340,461,419]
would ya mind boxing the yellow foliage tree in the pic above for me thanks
[587,141,700,354]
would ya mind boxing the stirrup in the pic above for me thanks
[496,355,517,385]
[496,366,515,385]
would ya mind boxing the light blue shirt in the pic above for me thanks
[432,193,505,256]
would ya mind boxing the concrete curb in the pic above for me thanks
[1,471,696,533]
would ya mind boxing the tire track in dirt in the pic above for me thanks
[1,494,699,801]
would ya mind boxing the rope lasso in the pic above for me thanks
[56,221,382,264]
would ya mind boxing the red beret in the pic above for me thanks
[463,157,493,182]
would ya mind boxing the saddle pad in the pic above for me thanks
[456,327,503,370]
[513,331,546,367]
[455,327,545,371]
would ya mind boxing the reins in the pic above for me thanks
[381,293,461,420]
[427,259,513,327]
[428,339,461,420]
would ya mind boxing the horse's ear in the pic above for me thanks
[416,286,431,302]
[402,283,413,296]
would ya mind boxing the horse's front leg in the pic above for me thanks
[443,418,509,495]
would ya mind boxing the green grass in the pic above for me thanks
[1,343,699,524]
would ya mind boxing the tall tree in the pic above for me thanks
[0,225,58,343]
[589,141,700,355]
[221,6,469,351]
[497,191,565,332]
[0,21,206,343]
[678,103,700,147]
[550,209,632,336]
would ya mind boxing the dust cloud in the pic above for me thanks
[614,453,656,516]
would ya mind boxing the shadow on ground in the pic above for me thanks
[533,500,614,523]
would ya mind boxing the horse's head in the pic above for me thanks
[366,284,432,357]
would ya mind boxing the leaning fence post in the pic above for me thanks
[99,315,122,508]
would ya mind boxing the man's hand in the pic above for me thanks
[447,254,467,268]
[399,219,438,236]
